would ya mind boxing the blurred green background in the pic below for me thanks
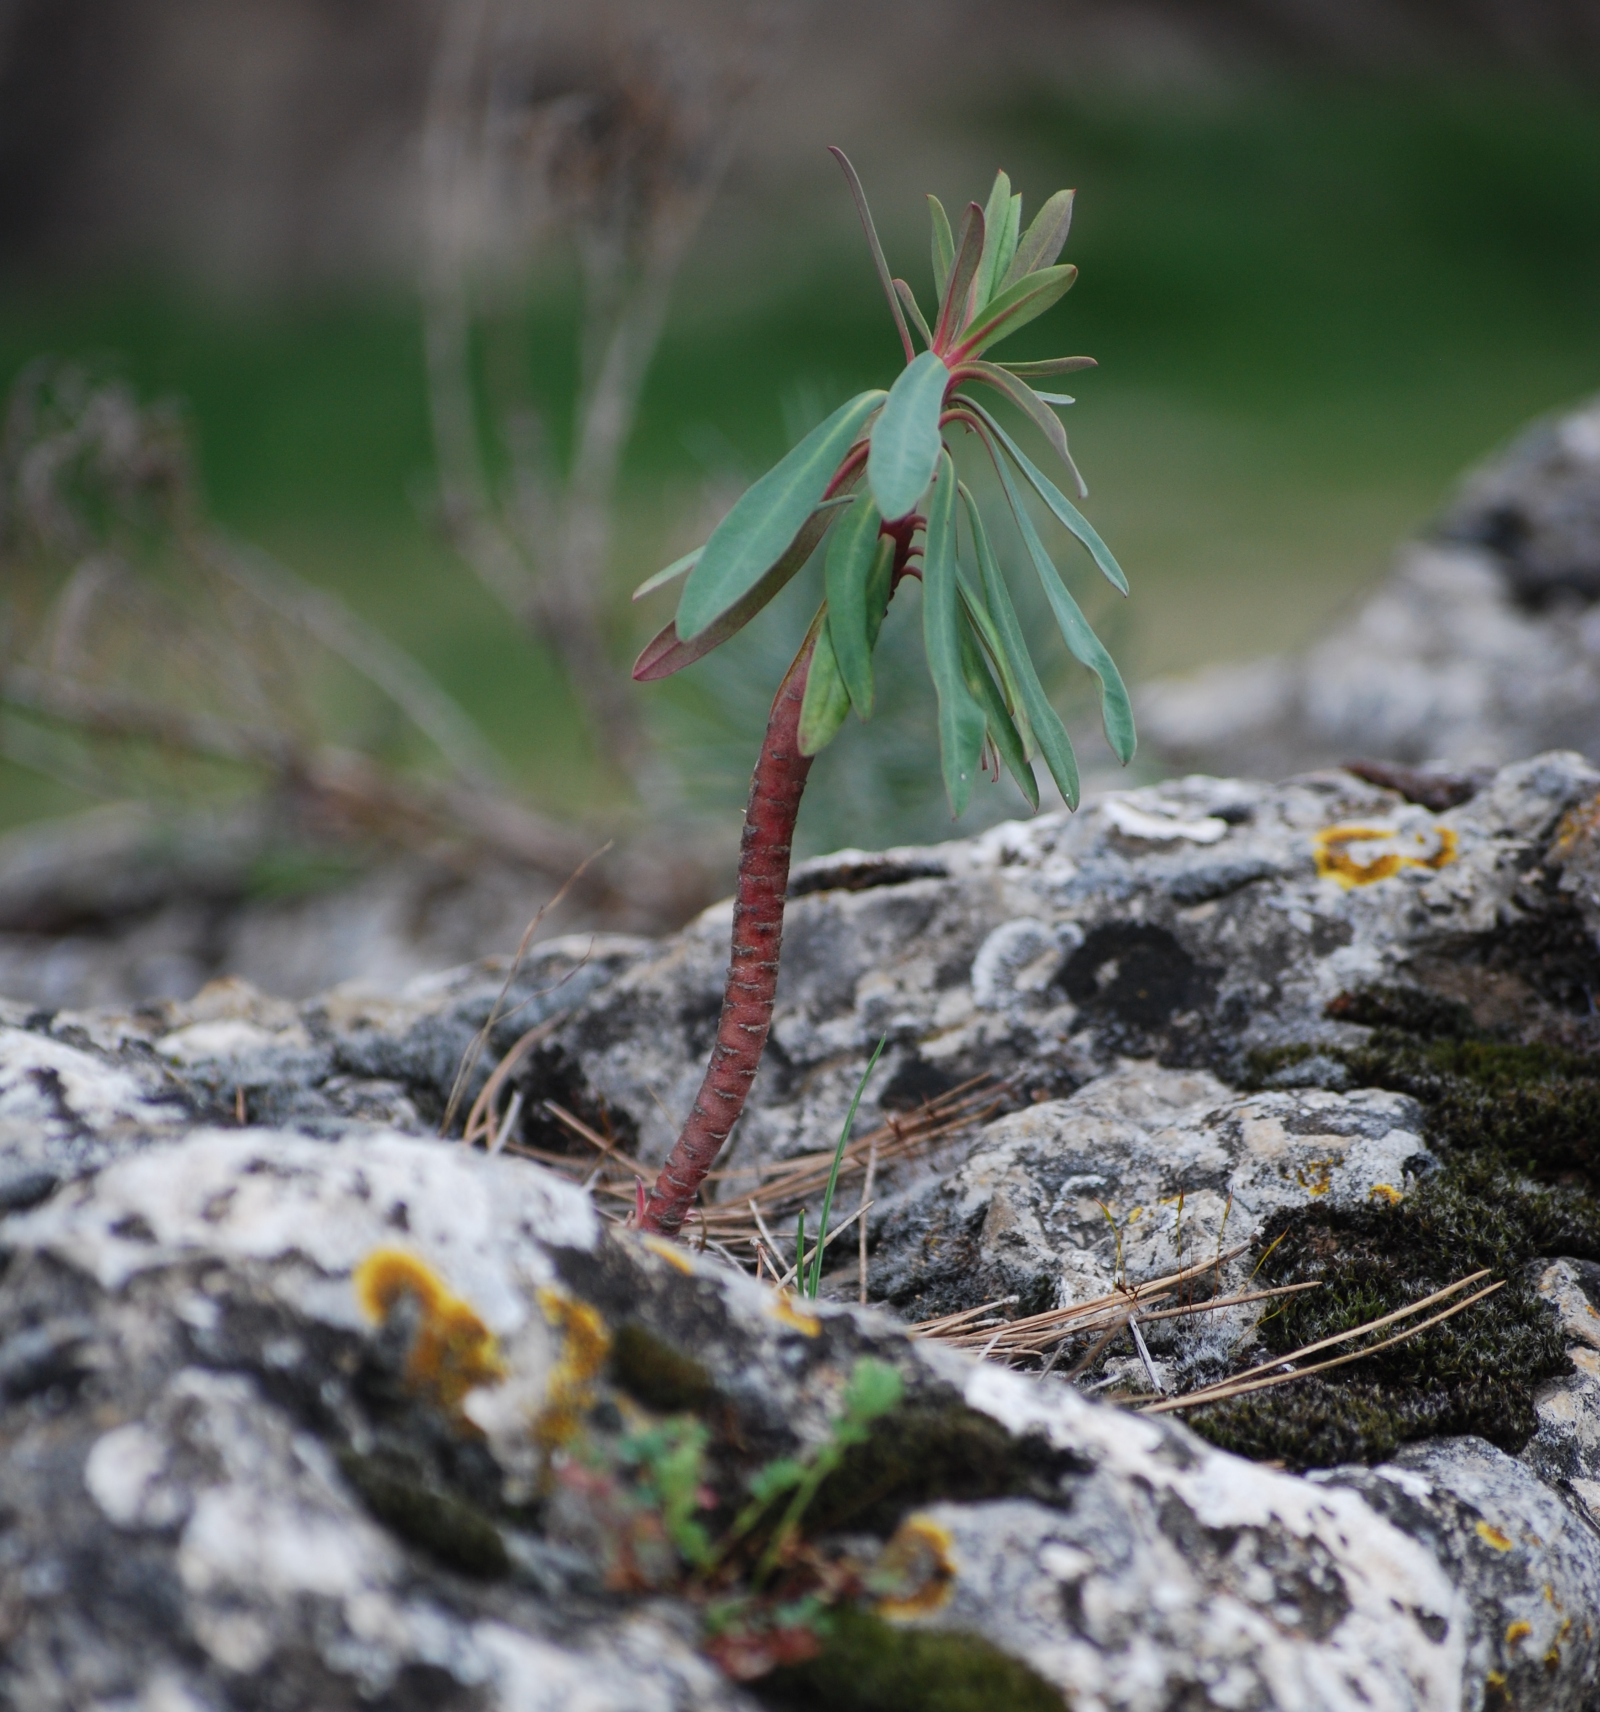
[5,27,1600,845]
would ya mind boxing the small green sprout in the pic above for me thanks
[806,1033,888,1299]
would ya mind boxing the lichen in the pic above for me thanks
[1312,823,1457,887]
[534,1285,611,1454]
[352,1248,506,1416]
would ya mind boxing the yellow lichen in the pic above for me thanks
[1369,1183,1404,1206]
[533,1286,611,1454]
[875,1514,957,1620]
[1506,1620,1532,1646]
[1313,823,1458,888]
[353,1248,506,1414]
[765,1293,822,1337]
[1294,1157,1340,1197]
[639,1235,697,1274]
[1477,1521,1515,1551]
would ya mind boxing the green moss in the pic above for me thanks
[609,1321,718,1413]
[755,1608,1062,1712]
[808,1397,1080,1537]
[338,1449,510,1579]
[1201,985,1600,1468]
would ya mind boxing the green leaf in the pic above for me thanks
[634,504,840,680]
[959,482,1080,809]
[933,202,985,348]
[972,169,1013,311]
[867,351,947,522]
[959,362,1085,497]
[996,192,1022,294]
[959,607,1039,810]
[1035,392,1075,406]
[893,279,934,350]
[631,546,699,603]
[985,440,1136,763]
[998,356,1097,378]
[928,194,954,300]
[922,452,988,815]
[951,264,1077,360]
[747,1459,805,1504]
[1002,187,1075,289]
[963,399,1127,594]
[798,609,852,757]
[830,148,914,364]
[825,495,891,717]
[955,565,1032,750]
[842,1356,903,1425]
[676,390,882,641]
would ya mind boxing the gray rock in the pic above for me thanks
[1138,394,1600,779]
[3,1124,1599,1711]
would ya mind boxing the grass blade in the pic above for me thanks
[808,1034,889,1297]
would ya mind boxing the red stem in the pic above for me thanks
[637,632,818,1235]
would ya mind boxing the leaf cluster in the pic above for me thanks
[633,155,1135,814]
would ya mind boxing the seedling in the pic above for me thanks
[634,152,1135,1234]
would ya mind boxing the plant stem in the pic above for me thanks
[637,632,818,1234]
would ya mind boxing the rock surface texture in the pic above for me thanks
[7,754,1600,1706]
[1139,392,1600,779]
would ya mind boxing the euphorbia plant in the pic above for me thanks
[633,151,1135,1236]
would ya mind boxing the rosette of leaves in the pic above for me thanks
[633,153,1134,1235]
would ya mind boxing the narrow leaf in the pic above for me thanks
[951,264,1077,360]
[893,280,934,350]
[964,399,1126,592]
[829,147,914,364]
[986,439,1136,763]
[999,356,1097,378]
[1002,188,1075,289]
[922,452,987,815]
[959,608,1038,810]
[959,481,1080,808]
[631,547,699,603]
[960,363,1084,496]
[867,351,948,522]
[973,170,1013,312]
[933,203,985,349]
[636,504,838,680]
[996,191,1022,294]
[1035,392,1075,406]
[676,390,882,640]
[928,194,954,300]
[798,608,852,756]
[825,496,891,717]
[956,566,1031,749]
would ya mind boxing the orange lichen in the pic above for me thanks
[533,1286,611,1454]
[765,1294,822,1337]
[1477,1521,1515,1551]
[1313,823,1458,889]
[874,1514,957,1620]
[353,1248,506,1414]
[639,1235,697,1274]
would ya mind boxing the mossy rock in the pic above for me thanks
[755,1608,1062,1712]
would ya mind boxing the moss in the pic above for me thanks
[1324,983,1478,1039]
[339,1449,510,1579]
[809,1397,1083,1537]
[755,1608,1063,1712]
[609,1320,718,1412]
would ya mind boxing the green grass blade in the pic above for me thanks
[959,608,1039,810]
[867,351,947,522]
[825,495,890,717]
[960,362,1085,497]
[928,194,954,300]
[829,147,914,365]
[959,481,1080,808]
[808,1032,889,1298]
[894,279,934,349]
[950,264,1077,361]
[1002,188,1075,289]
[933,202,985,348]
[798,607,852,757]
[973,169,1013,311]
[922,452,988,814]
[676,389,882,640]
[985,439,1136,764]
[962,399,1126,592]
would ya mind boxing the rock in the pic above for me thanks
[8,753,1600,1703]
[3,1124,1600,1711]
[1138,394,1600,779]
